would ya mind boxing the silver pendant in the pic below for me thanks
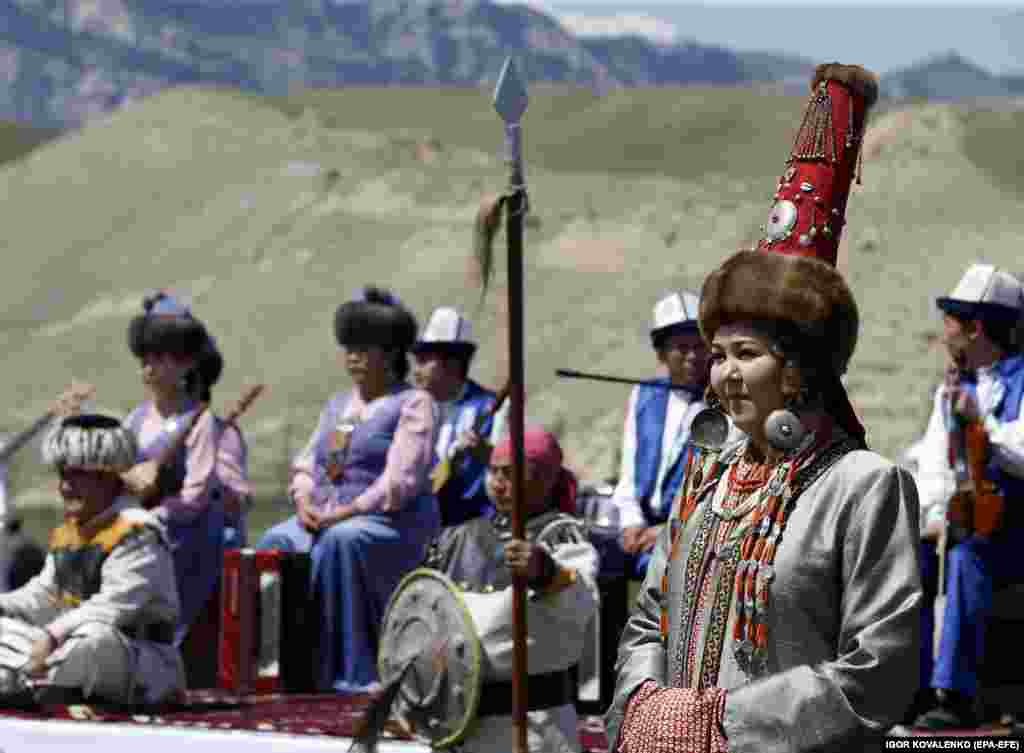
[764,409,807,452]
[764,200,798,242]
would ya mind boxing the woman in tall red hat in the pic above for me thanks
[606,64,922,752]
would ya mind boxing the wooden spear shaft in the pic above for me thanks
[494,57,529,753]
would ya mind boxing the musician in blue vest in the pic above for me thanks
[604,291,715,580]
[412,307,499,527]
[913,264,1024,730]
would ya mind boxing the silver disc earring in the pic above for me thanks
[764,407,807,452]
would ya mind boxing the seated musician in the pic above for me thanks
[0,414,184,705]
[412,307,500,527]
[913,263,1024,730]
[605,291,724,579]
[257,287,439,693]
[426,426,600,752]
[121,291,252,646]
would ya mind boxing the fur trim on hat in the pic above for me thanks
[43,414,138,473]
[699,250,859,374]
[811,62,879,110]
[334,287,418,350]
[128,313,209,359]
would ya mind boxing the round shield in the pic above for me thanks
[378,568,482,748]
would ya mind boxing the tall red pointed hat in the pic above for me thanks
[699,63,879,442]
[759,63,878,264]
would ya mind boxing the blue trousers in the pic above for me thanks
[258,500,439,693]
[166,502,226,647]
[921,527,1024,696]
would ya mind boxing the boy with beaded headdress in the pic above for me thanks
[0,414,184,706]
[420,426,600,753]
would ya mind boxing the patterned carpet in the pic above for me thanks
[0,689,1018,748]
[0,689,611,750]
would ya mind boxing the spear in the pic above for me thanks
[493,56,530,753]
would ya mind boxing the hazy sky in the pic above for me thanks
[529,3,1024,74]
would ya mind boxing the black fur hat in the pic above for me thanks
[334,287,418,351]
[127,291,222,400]
[128,291,209,359]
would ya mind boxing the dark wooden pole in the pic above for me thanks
[493,57,529,753]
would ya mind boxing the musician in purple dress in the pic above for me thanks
[258,287,440,693]
[121,291,252,646]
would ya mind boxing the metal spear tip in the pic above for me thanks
[493,57,528,124]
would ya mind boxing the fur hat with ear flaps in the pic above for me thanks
[699,63,878,443]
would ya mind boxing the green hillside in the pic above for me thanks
[3,84,1022,545]
[0,119,60,166]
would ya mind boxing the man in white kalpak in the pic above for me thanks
[606,291,726,579]
[912,264,1024,729]
[0,414,184,705]
[412,307,502,527]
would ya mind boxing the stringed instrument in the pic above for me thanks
[944,358,1004,541]
[0,382,96,465]
[947,419,1005,539]
[125,384,265,508]
[430,383,509,495]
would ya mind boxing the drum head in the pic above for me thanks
[378,568,482,748]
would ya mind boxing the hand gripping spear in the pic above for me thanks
[492,57,530,753]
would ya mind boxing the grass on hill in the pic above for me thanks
[0,119,61,166]
[265,84,807,184]
[961,107,1024,198]
[3,84,1024,550]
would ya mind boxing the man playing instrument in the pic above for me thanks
[913,263,1024,730]
[412,307,501,527]
[0,414,184,706]
[605,291,721,580]
[425,427,600,752]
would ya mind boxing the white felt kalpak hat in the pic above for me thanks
[412,307,477,355]
[651,291,700,343]
[937,263,1024,322]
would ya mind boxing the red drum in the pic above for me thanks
[218,549,319,694]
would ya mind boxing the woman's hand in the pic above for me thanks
[295,494,324,533]
[318,505,356,529]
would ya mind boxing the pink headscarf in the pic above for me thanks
[491,426,578,515]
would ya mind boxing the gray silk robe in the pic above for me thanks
[606,444,923,753]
